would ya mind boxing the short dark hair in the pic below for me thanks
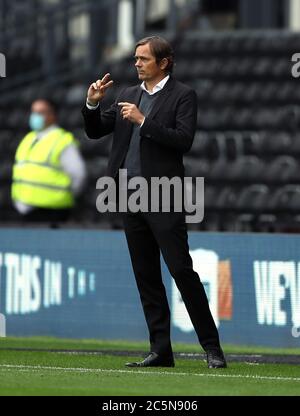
[135,36,174,74]
[32,97,58,115]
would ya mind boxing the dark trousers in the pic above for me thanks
[123,210,221,357]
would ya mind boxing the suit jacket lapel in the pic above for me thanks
[121,77,175,141]
[146,76,175,120]
[132,85,143,107]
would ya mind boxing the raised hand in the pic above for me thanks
[87,73,114,106]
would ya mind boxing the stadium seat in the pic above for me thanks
[267,185,300,213]
[261,132,292,156]
[188,131,210,157]
[0,161,12,182]
[66,84,87,106]
[204,185,219,211]
[242,131,263,156]
[208,159,232,183]
[226,156,265,183]
[289,133,300,156]
[214,186,239,212]
[184,157,210,178]
[262,156,299,184]
[236,184,270,213]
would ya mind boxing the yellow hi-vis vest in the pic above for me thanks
[11,128,78,209]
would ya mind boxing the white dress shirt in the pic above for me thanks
[140,74,170,95]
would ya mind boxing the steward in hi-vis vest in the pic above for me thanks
[12,127,77,209]
[12,99,86,223]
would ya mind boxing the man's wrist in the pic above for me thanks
[139,116,145,127]
[86,99,99,110]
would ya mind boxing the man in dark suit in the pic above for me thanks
[82,36,226,369]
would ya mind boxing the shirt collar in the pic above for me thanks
[140,75,170,95]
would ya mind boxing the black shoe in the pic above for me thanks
[125,352,175,368]
[206,348,227,369]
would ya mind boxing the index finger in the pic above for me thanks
[118,102,131,107]
[101,73,111,84]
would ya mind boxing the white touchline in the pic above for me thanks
[0,364,299,382]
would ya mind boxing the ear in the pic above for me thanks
[160,58,168,70]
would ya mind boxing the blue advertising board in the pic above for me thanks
[0,228,299,347]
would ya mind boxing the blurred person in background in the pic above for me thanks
[11,98,86,226]
[82,36,226,369]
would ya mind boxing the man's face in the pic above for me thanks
[134,43,166,82]
[31,100,56,127]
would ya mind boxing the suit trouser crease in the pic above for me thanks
[123,211,220,356]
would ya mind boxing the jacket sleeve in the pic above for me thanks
[139,89,198,153]
[81,101,118,140]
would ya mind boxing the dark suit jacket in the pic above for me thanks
[81,76,198,180]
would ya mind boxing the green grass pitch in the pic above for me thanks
[0,337,300,396]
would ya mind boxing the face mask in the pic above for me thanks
[29,112,46,131]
